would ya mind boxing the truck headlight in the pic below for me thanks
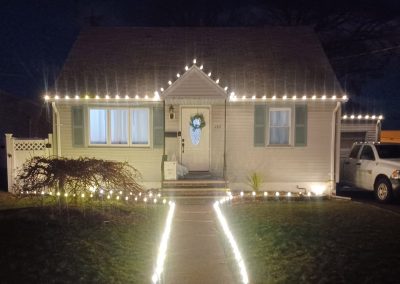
[391,170,400,179]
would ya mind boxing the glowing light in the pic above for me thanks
[216,78,220,84]
[224,86,228,91]
[139,192,142,196]
[75,95,80,100]
[242,96,246,100]
[262,95,266,100]
[332,95,336,100]
[65,95,70,100]
[307,192,311,197]
[185,66,189,71]
[125,196,129,201]
[263,192,268,197]
[41,191,45,195]
[283,95,287,100]
[292,95,297,100]
[208,72,211,77]
[107,195,111,199]
[90,194,93,198]
[85,95,89,99]
[193,58,197,64]
[240,191,244,197]
[272,95,276,100]
[160,87,164,92]
[157,193,161,197]
[81,193,85,198]
[110,190,113,195]
[135,197,138,201]
[64,193,68,197]
[163,199,166,204]
[302,95,307,100]
[275,192,280,197]
[149,192,153,198]
[105,95,110,99]
[95,95,100,99]
[145,95,149,99]
[287,192,292,197]
[343,115,348,119]
[100,189,104,194]
[135,95,139,99]
[56,192,60,196]
[144,197,148,203]
[213,202,249,284]
[350,115,355,119]
[312,95,316,100]
[55,95,60,100]
[251,95,256,100]
[151,202,175,283]
[358,115,362,119]
[365,115,369,119]
[342,95,348,100]
[311,184,326,196]
[378,115,383,120]
[322,95,326,100]
[371,115,376,119]
[177,73,180,78]
[168,81,172,85]
[116,196,120,200]
[44,95,49,100]
[154,198,157,203]
[252,191,256,196]
[115,95,120,99]
[200,65,203,70]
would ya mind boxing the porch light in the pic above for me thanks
[371,115,376,119]
[163,199,166,204]
[307,192,311,197]
[107,195,110,199]
[64,193,68,197]
[158,193,161,197]
[41,191,45,195]
[56,192,60,196]
[242,96,246,100]
[169,105,175,119]
[135,197,138,201]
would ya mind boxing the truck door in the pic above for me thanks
[342,144,362,186]
[358,145,376,190]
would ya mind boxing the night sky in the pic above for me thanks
[1,0,399,128]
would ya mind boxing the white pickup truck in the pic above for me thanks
[341,142,400,203]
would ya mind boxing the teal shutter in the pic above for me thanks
[72,106,84,147]
[295,104,307,146]
[254,105,266,147]
[153,106,164,148]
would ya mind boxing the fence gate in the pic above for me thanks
[5,133,53,193]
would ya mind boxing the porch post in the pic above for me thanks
[223,99,227,182]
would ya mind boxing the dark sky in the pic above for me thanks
[1,0,399,128]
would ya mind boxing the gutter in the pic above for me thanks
[52,102,61,157]
[331,102,340,194]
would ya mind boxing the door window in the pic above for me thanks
[349,145,362,159]
[360,146,375,160]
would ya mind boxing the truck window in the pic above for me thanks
[349,145,362,159]
[360,145,375,160]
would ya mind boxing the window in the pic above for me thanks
[269,108,290,145]
[360,146,375,160]
[375,145,400,159]
[89,108,150,146]
[110,109,128,144]
[349,145,362,159]
[89,109,107,144]
[131,109,149,145]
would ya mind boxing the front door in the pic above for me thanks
[181,107,210,171]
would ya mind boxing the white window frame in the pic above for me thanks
[88,107,151,147]
[268,107,292,146]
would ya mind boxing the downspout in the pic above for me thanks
[52,102,61,157]
[331,102,340,195]
[376,119,382,142]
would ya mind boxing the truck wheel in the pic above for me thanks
[374,177,393,203]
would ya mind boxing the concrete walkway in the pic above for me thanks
[163,198,237,284]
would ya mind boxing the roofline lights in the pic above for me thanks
[42,59,349,103]
[342,114,383,120]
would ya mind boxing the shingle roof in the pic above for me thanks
[55,27,343,98]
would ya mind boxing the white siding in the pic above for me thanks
[57,103,163,186]
[226,102,336,191]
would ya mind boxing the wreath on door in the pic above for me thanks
[189,113,206,145]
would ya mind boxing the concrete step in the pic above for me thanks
[161,187,228,197]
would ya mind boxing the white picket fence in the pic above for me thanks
[5,133,53,193]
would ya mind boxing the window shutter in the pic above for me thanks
[254,105,266,147]
[72,106,84,147]
[295,104,307,146]
[153,106,164,148]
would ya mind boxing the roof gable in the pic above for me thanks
[163,66,227,100]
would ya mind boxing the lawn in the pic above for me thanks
[222,199,400,284]
[0,192,167,283]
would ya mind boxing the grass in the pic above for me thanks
[0,192,167,283]
[222,199,400,284]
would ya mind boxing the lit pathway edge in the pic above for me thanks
[151,201,176,283]
[213,199,249,284]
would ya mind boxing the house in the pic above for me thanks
[340,113,382,158]
[43,27,346,195]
